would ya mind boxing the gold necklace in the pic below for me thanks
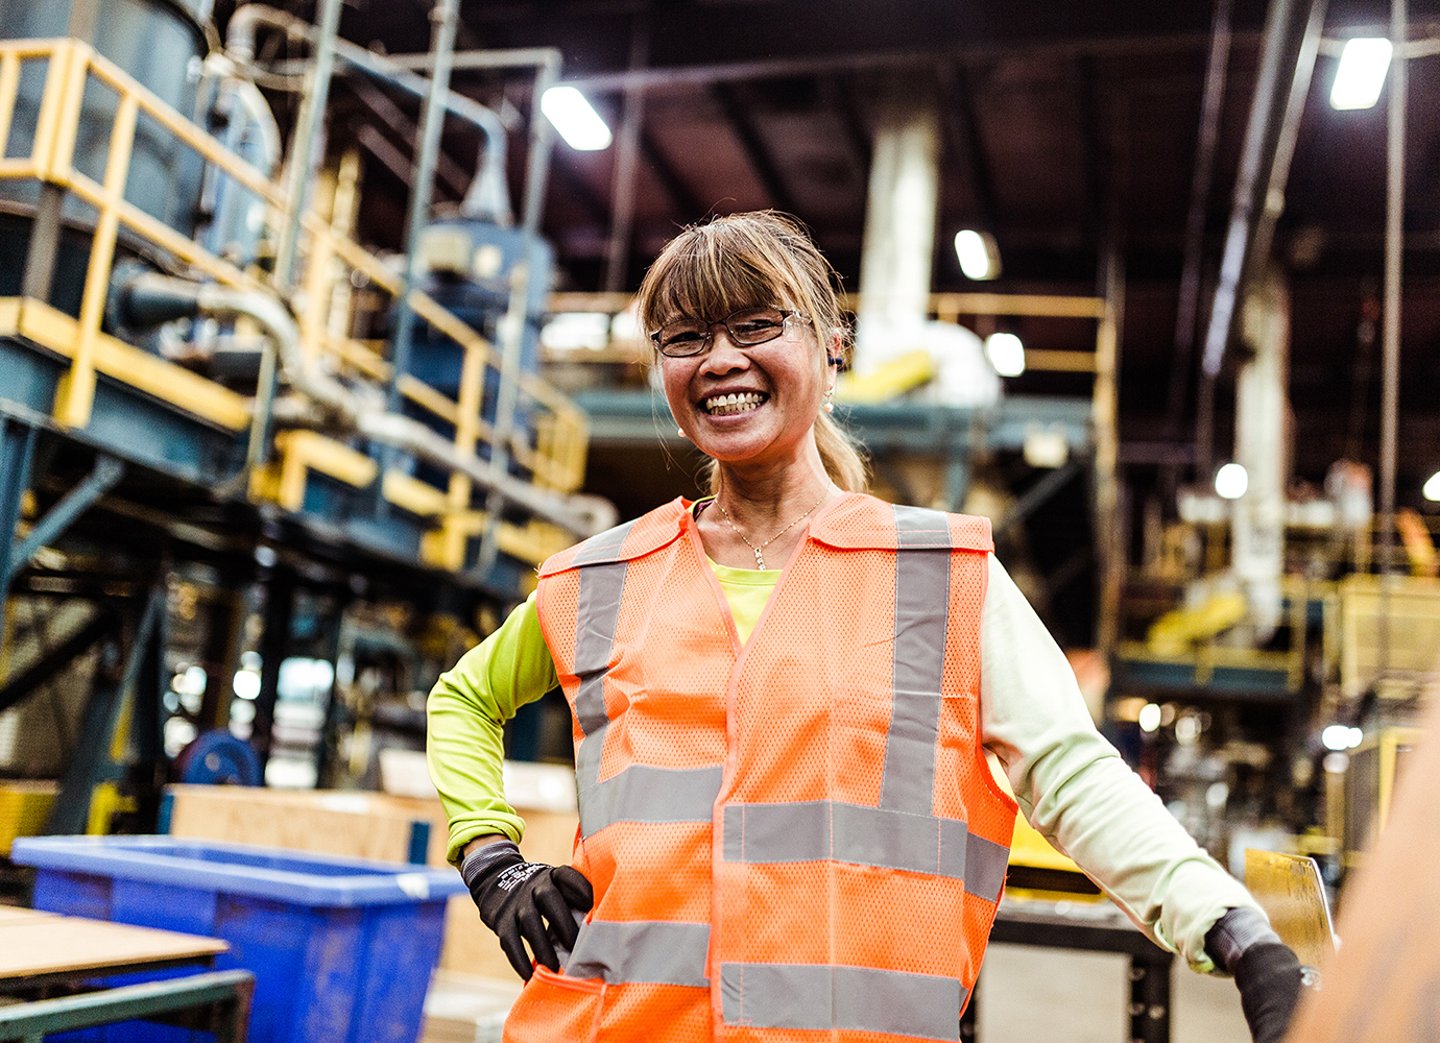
[714,490,827,569]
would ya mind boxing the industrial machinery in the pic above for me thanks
[0,0,605,839]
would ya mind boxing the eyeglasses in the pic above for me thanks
[650,306,809,358]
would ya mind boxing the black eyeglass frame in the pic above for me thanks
[648,306,811,358]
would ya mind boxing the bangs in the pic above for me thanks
[640,223,801,330]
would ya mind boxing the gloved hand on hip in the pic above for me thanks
[1206,907,1304,1043]
[460,839,594,980]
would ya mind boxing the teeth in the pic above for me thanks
[703,392,766,416]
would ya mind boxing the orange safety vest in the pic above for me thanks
[511,493,1017,1042]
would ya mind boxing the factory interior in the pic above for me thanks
[0,0,1438,1039]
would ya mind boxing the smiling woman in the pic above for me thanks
[637,210,867,510]
[427,210,1304,1043]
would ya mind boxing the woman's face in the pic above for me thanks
[658,302,831,472]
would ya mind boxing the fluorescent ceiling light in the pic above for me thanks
[1215,462,1248,500]
[1424,469,1440,502]
[541,86,612,150]
[1330,38,1392,110]
[954,229,1001,280]
[984,331,1025,377]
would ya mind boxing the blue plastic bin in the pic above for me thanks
[11,835,467,1043]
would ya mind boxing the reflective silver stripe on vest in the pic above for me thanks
[720,963,965,1041]
[577,740,722,836]
[565,920,710,987]
[572,560,627,736]
[965,830,1009,904]
[570,518,638,567]
[879,504,953,816]
[721,800,1008,902]
[568,530,720,838]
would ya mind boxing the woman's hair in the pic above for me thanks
[634,210,869,494]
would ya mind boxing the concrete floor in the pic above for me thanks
[976,943,1251,1042]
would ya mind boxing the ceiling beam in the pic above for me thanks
[710,82,799,214]
[936,62,999,232]
[549,154,614,228]
[1075,55,1108,252]
[639,128,704,218]
[818,74,871,185]
[342,80,473,200]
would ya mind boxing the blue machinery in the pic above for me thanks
[0,1,600,828]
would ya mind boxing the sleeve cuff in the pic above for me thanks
[1204,906,1283,974]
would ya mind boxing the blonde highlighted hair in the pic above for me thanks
[634,210,869,494]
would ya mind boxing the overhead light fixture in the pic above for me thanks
[541,86,612,150]
[954,229,1001,281]
[1321,724,1364,751]
[984,331,1025,377]
[1424,469,1440,502]
[1215,462,1248,500]
[1330,37,1392,110]
[1138,702,1162,734]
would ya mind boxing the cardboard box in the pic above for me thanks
[165,773,579,984]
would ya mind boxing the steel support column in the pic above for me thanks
[45,588,161,835]
[1376,0,1408,678]
[6,455,123,584]
[386,0,462,423]
[251,569,295,770]
[0,608,115,714]
[0,418,38,596]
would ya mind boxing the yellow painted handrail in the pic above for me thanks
[0,39,588,568]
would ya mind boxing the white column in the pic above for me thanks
[1232,267,1291,639]
[853,86,940,373]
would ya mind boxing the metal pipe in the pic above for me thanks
[1094,240,1124,659]
[1167,0,1232,431]
[270,0,343,291]
[521,53,561,240]
[1249,0,1327,280]
[227,4,510,223]
[473,51,563,576]
[387,0,462,424]
[107,272,606,536]
[1199,0,1324,380]
[603,21,651,293]
[383,47,572,73]
[1377,0,1407,678]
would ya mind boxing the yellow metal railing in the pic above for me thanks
[0,39,588,568]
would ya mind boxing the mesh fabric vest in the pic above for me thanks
[512,493,1017,1042]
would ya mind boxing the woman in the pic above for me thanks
[427,211,1301,1042]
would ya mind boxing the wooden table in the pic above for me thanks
[0,906,252,1041]
[0,906,228,989]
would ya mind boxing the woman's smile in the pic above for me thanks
[700,390,769,417]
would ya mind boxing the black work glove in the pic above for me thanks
[1232,942,1304,1043]
[460,839,594,980]
[1206,908,1304,1043]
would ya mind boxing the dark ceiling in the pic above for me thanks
[221,0,1440,507]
